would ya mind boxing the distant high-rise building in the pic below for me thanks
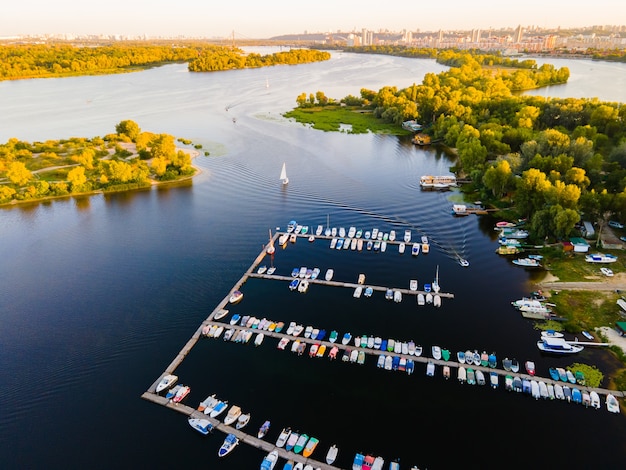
[514,25,524,43]
[471,29,481,42]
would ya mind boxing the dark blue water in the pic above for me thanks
[1,52,625,469]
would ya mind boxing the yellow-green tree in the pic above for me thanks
[483,159,514,198]
[151,156,168,176]
[150,134,176,160]
[67,166,87,191]
[6,161,32,185]
[115,120,141,141]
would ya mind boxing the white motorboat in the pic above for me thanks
[541,329,564,338]
[210,400,228,418]
[404,230,411,242]
[426,361,435,376]
[229,290,244,304]
[537,337,584,354]
[326,444,339,465]
[235,412,251,430]
[341,332,352,345]
[377,354,386,368]
[433,295,441,307]
[223,405,242,425]
[512,257,541,267]
[399,242,406,254]
[325,269,334,281]
[254,333,264,346]
[389,230,396,241]
[417,293,425,306]
[411,242,420,256]
[409,279,418,291]
[188,417,213,435]
[155,374,178,393]
[606,393,620,413]
[458,366,467,382]
[431,345,441,360]
[276,427,291,447]
[585,253,618,263]
[393,290,402,303]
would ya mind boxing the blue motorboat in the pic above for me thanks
[572,387,582,404]
[392,356,400,371]
[291,267,299,277]
[353,453,365,469]
[316,329,326,340]
[488,353,497,368]
[218,433,239,457]
[522,379,532,394]
[549,367,560,381]
[406,359,415,375]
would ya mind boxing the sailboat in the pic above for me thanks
[266,229,275,255]
[432,265,440,293]
[280,162,289,185]
[324,214,331,237]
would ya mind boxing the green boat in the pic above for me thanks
[575,370,586,386]
[441,349,451,361]
[293,433,309,454]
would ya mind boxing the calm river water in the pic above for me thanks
[1,51,625,469]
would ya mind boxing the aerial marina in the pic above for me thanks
[143,221,624,469]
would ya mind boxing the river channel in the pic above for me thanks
[0,50,625,469]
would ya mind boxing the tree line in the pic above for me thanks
[187,48,330,72]
[0,120,195,204]
[0,43,331,80]
[0,44,203,80]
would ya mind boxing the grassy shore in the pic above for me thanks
[532,250,626,389]
[283,106,411,134]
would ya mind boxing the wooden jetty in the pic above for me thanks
[144,228,624,466]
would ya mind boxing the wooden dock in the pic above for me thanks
[144,228,624,466]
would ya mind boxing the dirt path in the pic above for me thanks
[535,272,626,292]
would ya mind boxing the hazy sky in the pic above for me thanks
[3,0,625,38]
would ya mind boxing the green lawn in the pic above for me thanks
[283,106,411,135]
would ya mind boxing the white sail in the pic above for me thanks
[433,265,440,293]
[280,163,288,185]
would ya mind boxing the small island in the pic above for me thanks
[0,120,199,206]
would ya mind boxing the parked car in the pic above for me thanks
[609,221,624,229]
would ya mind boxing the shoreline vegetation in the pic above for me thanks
[0,120,200,206]
[0,43,330,81]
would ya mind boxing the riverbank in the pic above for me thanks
[1,141,201,208]
[534,271,626,355]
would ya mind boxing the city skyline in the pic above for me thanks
[2,0,626,39]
